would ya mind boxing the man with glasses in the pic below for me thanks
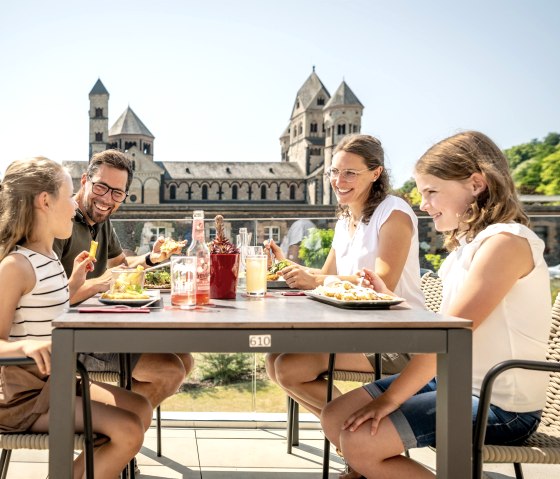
[53,149,193,419]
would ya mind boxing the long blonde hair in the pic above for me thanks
[415,131,529,251]
[0,157,66,261]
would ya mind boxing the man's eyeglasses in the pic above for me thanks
[87,176,128,203]
[324,167,374,182]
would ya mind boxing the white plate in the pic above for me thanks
[98,290,161,306]
[305,291,405,309]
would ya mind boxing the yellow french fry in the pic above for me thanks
[89,240,98,259]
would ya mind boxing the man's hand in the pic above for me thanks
[150,237,187,263]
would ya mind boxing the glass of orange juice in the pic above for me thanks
[245,246,267,297]
[171,256,197,309]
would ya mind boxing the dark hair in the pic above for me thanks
[415,130,529,251]
[333,134,390,223]
[87,149,133,191]
[0,157,66,261]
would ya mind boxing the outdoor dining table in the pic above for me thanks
[49,291,472,478]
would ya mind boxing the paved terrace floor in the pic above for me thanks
[5,418,556,479]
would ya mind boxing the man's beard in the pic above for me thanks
[84,198,112,224]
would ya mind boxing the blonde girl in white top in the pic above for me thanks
[0,158,153,479]
[320,131,551,479]
[265,134,424,428]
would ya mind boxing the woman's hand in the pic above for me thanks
[21,340,52,375]
[343,393,401,436]
[358,268,393,295]
[281,264,318,290]
[264,239,286,268]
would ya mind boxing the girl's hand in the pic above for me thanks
[71,251,94,282]
[358,268,393,295]
[343,394,401,436]
[21,340,52,375]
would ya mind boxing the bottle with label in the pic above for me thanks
[236,227,249,290]
[187,210,210,305]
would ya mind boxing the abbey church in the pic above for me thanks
[65,69,363,213]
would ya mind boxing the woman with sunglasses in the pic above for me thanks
[265,134,424,476]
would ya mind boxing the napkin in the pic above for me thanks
[77,307,150,313]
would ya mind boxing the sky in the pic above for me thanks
[1,0,559,188]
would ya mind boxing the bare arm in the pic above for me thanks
[374,210,413,290]
[0,256,52,374]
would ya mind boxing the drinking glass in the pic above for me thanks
[171,256,197,309]
[245,246,267,297]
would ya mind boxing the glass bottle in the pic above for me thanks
[187,210,210,305]
[237,227,249,290]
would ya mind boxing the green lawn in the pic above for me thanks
[161,378,362,413]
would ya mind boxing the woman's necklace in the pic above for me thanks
[351,215,363,228]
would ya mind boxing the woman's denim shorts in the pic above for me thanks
[363,374,542,450]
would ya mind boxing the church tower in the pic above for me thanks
[322,80,364,205]
[88,79,109,159]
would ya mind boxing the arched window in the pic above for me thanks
[260,185,267,200]
[202,185,208,200]
[290,185,296,200]
[95,132,103,141]
[95,108,103,118]
[232,185,238,200]
[170,185,176,200]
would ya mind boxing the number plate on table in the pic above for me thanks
[249,335,271,348]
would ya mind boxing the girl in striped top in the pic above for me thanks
[0,157,152,479]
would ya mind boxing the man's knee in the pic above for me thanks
[132,353,185,389]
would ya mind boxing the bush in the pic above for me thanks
[424,253,445,272]
[298,228,334,268]
[199,353,253,385]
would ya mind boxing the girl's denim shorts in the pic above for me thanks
[363,375,542,450]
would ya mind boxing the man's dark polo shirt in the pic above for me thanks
[53,209,122,279]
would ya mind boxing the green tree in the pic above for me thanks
[298,228,334,268]
[537,149,560,195]
[512,157,543,194]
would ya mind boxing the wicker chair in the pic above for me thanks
[0,358,96,479]
[473,293,560,479]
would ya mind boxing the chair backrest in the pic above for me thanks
[420,271,443,313]
[541,293,560,428]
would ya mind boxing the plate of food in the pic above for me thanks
[267,259,291,289]
[305,280,405,309]
[145,268,171,291]
[98,289,161,306]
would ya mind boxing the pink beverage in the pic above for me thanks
[170,256,197,309]
[187,210,210,305]
[171,292,195,307]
